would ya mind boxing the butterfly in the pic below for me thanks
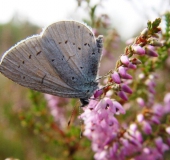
[0,20,103,107]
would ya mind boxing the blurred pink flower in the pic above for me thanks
[136,97,145,107]
[44,94,68,128]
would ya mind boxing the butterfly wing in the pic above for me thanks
[41,21,103,91]
[0,36,84,98]
[0,21,103,99]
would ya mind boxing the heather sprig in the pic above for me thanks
[80,18,170,160]
[95,18,162,101]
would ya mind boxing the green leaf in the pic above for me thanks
[147,21,152,30]
[152,18,161,28]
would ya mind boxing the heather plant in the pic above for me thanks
[44,12,170,160]
[1,1,170,160]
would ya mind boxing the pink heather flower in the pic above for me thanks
[118,91,128,101]
[133,45,145,56]
[122,73,133,80]
[137,114,144,122]
[142,121,152,134]
[44,94,67,128]
[152,104,164,118]
[163,93,170,113]
[111,71,121,84]
[80,98,125,160]
[145,79,156,94]
[167,138,170,147]
[155,137,169,153]
[138,73,145,79]
[129,123,137,132]
[128,62,137,69]
[136,97,145,107]
[135,131,143,143]
[118,66,126,77]
[94,150,107,160]
[166,127,170,135]
[123,132,142,153]
[147,94,155,106]
[113,101,125,114]
[164,93,170,104]
[120,55,130,66]
[145,45,158,57]
[94,89,103,98]
[136,147,163,160]
[118,66,132,79]
[121,84,132,94]
[151,116,160,124]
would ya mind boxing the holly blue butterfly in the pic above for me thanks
[0,20,103,107]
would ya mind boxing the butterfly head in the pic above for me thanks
[80,98,89,107]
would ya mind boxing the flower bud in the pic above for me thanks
[143,121,152,134]
[120,55,130,66]
[148,38,163,47]
[130,58,142,65]
[111,72,121,84]
[141,28,148,37]
[132,45,145,56]
[137,114,144,122]
[136,97,145,107]
[94,89,103,98]
[128,63,137,69]
[145,45,158,57]
[118,66,126,77]
[121,84,132,94]
[118,91,128,101]
[166,127,170,135]
[118,66,133,79]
